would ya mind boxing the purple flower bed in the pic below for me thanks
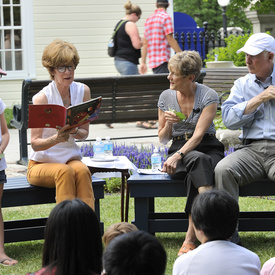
[80,143,169,169]
[81,143,234,169]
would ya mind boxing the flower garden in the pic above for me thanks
[81,143,169,169]
[81,142,234,192]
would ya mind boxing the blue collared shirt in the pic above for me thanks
[221,63,275,140]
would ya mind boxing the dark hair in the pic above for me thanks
[103,231,167,275]
[42,199,103,275]
[156,1,169,9]
[191,190,239,241]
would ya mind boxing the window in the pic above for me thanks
[0,0,35,79]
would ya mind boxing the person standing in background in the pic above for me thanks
[0,68,18,266]
[114,1,143,76]
[106,0,143,129]
[139,0,181,75]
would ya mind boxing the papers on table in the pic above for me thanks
[137,168,167,175]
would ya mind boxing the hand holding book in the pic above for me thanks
[28,96,102,129]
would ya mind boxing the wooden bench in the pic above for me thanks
[2,176,105,243]
[128,174,275,233]
[11,73,206,165]
[204,67,248,94]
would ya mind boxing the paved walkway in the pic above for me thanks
[5,122,166,177]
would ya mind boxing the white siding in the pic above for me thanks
[1,0,174,107]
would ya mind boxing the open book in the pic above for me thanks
[28,96,102,129]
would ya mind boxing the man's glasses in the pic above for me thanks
[56,66,75,73]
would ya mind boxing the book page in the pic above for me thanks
[66,96,102,128]
[28,96,102,129]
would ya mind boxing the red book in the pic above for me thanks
[28,96,102,129]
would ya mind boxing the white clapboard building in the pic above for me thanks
[0,0,174,107]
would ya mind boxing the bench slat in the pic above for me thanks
[3,176,105,243]
[128,174,275,233]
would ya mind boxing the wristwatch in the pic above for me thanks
[176,151,185,158]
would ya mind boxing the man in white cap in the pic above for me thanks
[214,33,275,244]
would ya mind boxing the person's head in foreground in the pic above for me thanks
[42,39,80,80]
[236,33,275,81]
[42,199,103,275]
[102,222,138,247]
[261,257,275,275]
[192,189,239,242]
[102,230,167,275]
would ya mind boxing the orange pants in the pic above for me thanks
[27,159,94,209]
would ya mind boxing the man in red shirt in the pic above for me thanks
[139,0,181,74]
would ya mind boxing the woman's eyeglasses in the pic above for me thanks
[56,66,75,73]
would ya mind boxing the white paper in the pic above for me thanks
[137,168,167,175]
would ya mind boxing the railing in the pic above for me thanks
[174,21,251,60]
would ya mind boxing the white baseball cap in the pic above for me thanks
[237,33,275,55]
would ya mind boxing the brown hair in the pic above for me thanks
[168,50,202,82]
[42,39,80,80]
[157,1,169,9]
[102,222,138,247]
[124,1,141,17]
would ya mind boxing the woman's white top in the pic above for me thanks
[0,99,7,171]
[29,81,84,163]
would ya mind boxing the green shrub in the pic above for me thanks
[4,108,14,129]
[205,34,251,67]
[214,110,226,130]
[105,178,121,193]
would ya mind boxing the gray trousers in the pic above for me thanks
[215,140,275,201]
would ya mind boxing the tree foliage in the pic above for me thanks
[230,0,275,14]
[173,0,252,32]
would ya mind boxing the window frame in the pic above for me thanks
[0,0,35,80]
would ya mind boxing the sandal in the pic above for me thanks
[136,121,157,129]
[177,243,196,257]
[0,258,18,266]
[148,120,157,125]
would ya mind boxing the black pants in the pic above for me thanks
[168,136,224,213]
[153,62,169,74]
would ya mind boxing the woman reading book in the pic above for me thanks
[27,39,95,209]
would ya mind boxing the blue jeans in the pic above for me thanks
[115,60,139,75]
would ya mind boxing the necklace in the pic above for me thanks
[63,98,70,105]
[62,91,71,105]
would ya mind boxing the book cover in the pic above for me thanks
[28,96,102,129]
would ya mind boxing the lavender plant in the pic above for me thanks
[224,146,235,157]
[81,142,234,193]
[81,143,169,169]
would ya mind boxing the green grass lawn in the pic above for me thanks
[1,195,275,275]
